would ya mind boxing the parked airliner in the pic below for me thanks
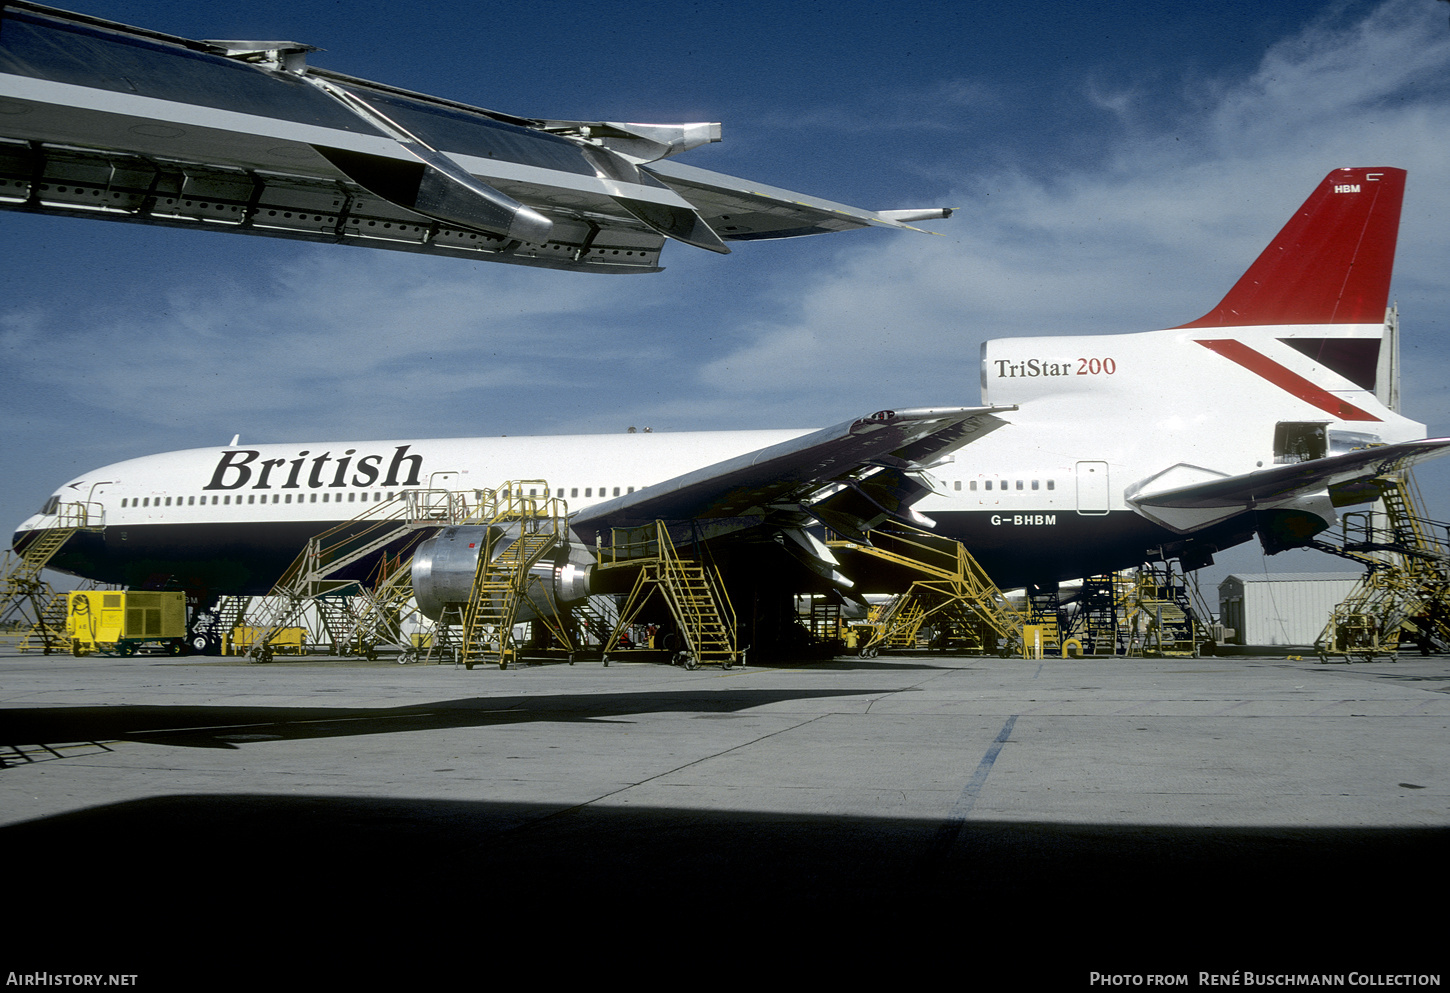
[13,166,1449,627]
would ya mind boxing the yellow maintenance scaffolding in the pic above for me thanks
[452,482,572,670]
[1315,472,1450,662]
[829,527,1029,657]
[244,488,480,663]
[1,501,104,654]
[596,521,741,669]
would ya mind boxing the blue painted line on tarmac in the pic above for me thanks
[947,713,1017,821]
[918,713,1018,869]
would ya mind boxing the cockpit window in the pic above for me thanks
[39,495,60,516]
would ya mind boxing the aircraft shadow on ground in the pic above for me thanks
[3,792,1443,977]
[0,686,899,757]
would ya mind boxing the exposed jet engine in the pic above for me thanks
[411,524,595,623]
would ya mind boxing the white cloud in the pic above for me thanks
[693,0,1450,429]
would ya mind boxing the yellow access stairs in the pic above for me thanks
[600,521,741,669]
[460,525,559,669]
[246,488,478,661]
[1316,472,1450,661]
[2,502,103,653]
[831,527,1028,657]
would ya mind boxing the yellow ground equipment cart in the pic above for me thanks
[67,591,187,656]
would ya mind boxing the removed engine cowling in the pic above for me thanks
[412,524,595,622]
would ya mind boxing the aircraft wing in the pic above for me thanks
[645,160,951,241]
[0,2,950,273]
[1126,438,1450,534]
[571,406,1014,548]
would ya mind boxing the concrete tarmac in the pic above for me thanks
[2,644,1446,985]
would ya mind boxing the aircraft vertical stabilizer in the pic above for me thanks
[1178,167,1405,328]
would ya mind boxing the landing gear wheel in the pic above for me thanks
[192,635,210,654]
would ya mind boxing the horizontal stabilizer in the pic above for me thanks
[1126,438,1450,533]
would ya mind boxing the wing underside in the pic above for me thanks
[0,2,949,272]
[572,407,1015,555]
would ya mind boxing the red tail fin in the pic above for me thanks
[1178,167,1405,328]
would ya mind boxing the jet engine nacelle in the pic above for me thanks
[411,524,595,623]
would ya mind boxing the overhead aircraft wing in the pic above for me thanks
[645,160,952,241]
[1126,438,1450,534]
[0,2,951,273]
[571,406,1015,550]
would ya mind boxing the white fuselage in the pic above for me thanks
[14,319,1427,595]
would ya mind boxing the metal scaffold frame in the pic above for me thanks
[1,501,104,654]
[1054,563,1210,658]
[449,481,572,670]
[244,488,478,663]
[1313,472,1450,662]
[830,527,1027,658]
[597,521,742,669]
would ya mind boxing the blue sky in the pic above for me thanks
[4,0,1450,592]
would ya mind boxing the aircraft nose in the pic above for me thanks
[11,514,44,553]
